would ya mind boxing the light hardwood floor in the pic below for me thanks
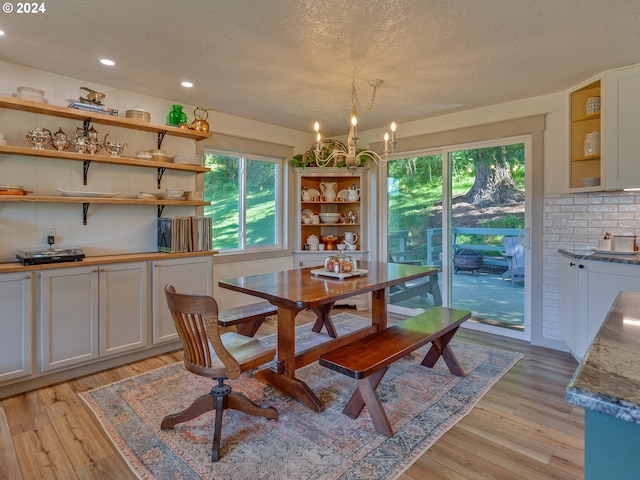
[0,310,584,479]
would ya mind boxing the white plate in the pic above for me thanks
[137,192,158,199]
[58,189,119,198]
[310,268,368,279]
[13,93,48,103]
[301,208,314,219]
[17,86,45,97]
[305,188,321,200]
[0,184,24,190]
[337,189,349,200]
[592,248,637,255]
[173,154,203,165]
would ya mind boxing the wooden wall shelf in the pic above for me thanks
[0,95,211,142]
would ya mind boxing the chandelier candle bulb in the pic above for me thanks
[384,132,389,152]
[391,122,397,143]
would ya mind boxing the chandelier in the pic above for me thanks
[313,79,397,169]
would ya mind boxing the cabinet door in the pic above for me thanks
[605,65,640,189]
[152,257,212,344]
[0,272,33,382]
[559,256,578,354]
[40,267,99,372]
[99,262,149,357]
[577,260,640,359]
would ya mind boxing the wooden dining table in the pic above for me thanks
[218,261,438,411]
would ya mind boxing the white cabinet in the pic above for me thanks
[151,256,212,344]
[560,256,579,354]
[99,262,149,357]
[566,63,640,191]
[40,266,99,371]
[0,272,33,381]
[561,256,640,360]
[604,64,640,189]
[40,262,150,372]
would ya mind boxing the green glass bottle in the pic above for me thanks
[167,105,184,126]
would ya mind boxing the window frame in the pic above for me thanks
[203,147,287,256]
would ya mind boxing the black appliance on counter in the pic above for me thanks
[17,247,85,266]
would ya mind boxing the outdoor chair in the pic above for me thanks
[161,285,278,462]
[502,237,525,286]
[388,252,442,306]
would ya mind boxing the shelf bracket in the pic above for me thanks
[157,167,167,188]
[157,205,165,217]
[157,130,167,149]
[83,160,92,185]
[82,203,90,225]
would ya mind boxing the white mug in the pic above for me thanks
[344,232,358,245]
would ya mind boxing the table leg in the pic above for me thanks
[310,302,338,338]
[254,306,324,411]
[370,288,387,330]
[420,327,465,376]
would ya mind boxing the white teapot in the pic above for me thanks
[348,186,360,202]
[306,234,319,246]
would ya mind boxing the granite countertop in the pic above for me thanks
[566,291,640,424]
[559,248,640,266]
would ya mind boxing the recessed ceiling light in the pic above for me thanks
[181,81,194,88]
[100,58,115,66]
[0,30,5,36]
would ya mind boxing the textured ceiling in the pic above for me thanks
[1,0,640,136]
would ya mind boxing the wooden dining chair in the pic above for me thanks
[162,285,279,462]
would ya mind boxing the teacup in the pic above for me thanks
[346,243,357,251]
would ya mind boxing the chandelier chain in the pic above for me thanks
[351,80,379,111]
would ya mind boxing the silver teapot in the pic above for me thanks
[49,127,70,152]
[26,127,52,150]
[85,136,103,155]
[103,134,127,158]
[70,134,88,153]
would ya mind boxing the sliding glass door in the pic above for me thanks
[448,141,526,333]
[386,137,531,340]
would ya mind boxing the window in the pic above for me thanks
[204,149,283,252]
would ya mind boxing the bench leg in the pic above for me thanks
[235,318,265,337]
[342,367,393,436]
[420,327,465,376]
[310,303,338,338]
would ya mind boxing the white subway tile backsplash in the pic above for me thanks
[543,191,640,344]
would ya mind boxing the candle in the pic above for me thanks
[314,121,320,133]
[384,132,389,151]
[391,122,396,142]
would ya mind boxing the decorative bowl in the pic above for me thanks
[319,212,341,223]
[166,188,184,198]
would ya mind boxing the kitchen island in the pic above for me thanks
[566,291,640,479]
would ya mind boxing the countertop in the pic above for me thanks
[566,291,640,424]
[558,248,640,266]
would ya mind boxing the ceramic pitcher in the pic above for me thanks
[319,181,337,202]
[347,187,360,202]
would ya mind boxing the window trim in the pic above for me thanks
[204,147,288,257]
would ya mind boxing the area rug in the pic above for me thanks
[79,313,523,480]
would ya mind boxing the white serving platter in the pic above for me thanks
[58,189,119,198]
[310,268,368,279]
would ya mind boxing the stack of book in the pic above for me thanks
[157,216,213,253]
[68,101,119,117]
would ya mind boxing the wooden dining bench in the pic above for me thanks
[319,306,471,436]
[217,301,278,337]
